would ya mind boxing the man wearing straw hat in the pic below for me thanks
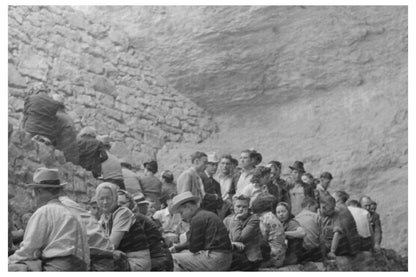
[8,168,89,271]
[169,191,232,271]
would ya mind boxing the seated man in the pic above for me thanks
[153,193,189,247]
[318,195,360,260]
[223,195,263,271]
[169,192,232,271]
[8,168,89,271]
[295,197,322,262]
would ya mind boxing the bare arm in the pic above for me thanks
[285,226,305,239]
[110,231,126,249]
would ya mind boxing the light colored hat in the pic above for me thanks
[29,168,65,188]
[79,126,97,138]
[97,135,111,147]
[133,192,150,205]
[52,93,65,104]
[207,152,219,163]
[171,191,200,213]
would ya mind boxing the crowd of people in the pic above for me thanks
[8,83,383,271]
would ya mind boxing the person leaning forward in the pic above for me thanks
[169,192,232,271]
[8,168,90,271]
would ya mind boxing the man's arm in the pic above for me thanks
[188,217,205,253]
[328,231,341,259]
[373,213,382,250]
[9,210,48,263]
[229,216,259,243]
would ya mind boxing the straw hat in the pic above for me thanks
[29,168,65,188]
[171,191,200,213]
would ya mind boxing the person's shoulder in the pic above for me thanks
[113,206,134,218]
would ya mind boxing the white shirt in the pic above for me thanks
[9,199,90,265]
[215,173,233,200]
[236,170,254,196]
[241,182,262,206]
[348,206,372,238]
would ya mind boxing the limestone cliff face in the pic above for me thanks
[83,6,407,255]
[8,6,216,167]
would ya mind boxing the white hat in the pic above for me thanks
[207,152,219,163]
[29,167,65,188]
[171,191,200,213]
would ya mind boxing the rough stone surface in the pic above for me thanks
[9,5,408,260]
[8,129,99,227]
[8,6,216,167]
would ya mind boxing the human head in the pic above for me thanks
[230,158,239,173]
[30,168,64,207]
[95,182,119,214]
[346,199,361,207]
[78,126,97,139]
[332,190,349,204]
[191,151,208,172]
[144,160,158,174]
[319,195,336,217]
[252,151,263,166]
[319,172,333,190]
[133,193,150,215]
[370,201,377,213]
[250,166,271,185]
[239,149,256,170]
[117,190,137,211]
[171,192,200,222]
[97,135,111,150]
[289,161,305,182]
[360,196,373,212]
[301,173,314,185]
[232,195,250,217]
[166,193,177,214]
[275,202,291,223]
[161,170,174,184]
[218,154,232,176]
[266,161,282,177]
[301,197,319,212]
[206,152,219,176]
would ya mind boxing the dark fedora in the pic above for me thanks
[289,161,305,173]
[320,172,333,180]
[29,167,66,188]
[143,160,158,173]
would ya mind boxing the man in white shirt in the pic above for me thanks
[234,149,257,196]
[8,168,89,271]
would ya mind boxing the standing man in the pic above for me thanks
[230,149,257,197]
[288,161,314,215]
[199,152,222,214]
[176,151,207,200]
[169,192,232,271]
[120,157,143,195]
[8,168,89,271]
[215,155,234,219]
[139,160,163,210]
[360,196,382,252]
[97,135,125,190]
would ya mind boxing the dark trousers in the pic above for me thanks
[230,251,261,271]
[42,255,87,271]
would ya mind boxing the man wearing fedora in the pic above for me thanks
[8,168,90,271]
[199,152,223,214]
[288,161,314,215]
[177,151,207,200]
[169,192,232,271]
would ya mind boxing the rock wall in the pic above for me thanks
[82,6,407,255]
[8,6,216,168]
[8,129,99,227]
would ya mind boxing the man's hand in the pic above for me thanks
[113,250,127,261]
[232,242,245,252]
[327,252,337,260]
[374,245,381,253]
[169,246,177,253]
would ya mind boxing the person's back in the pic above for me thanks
[22,91,61,144]
[320,208,360,256]
[77,136,107,178]
[122,167,143,195]
[101,152,123,181]
[55,109,79,165]
[9,200,90,270]
[139,174,162,208]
